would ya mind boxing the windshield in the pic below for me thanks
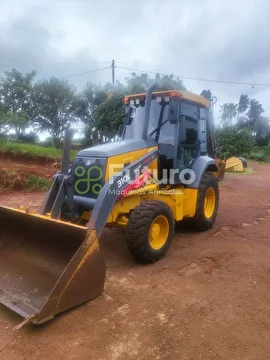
[123,100,174,142]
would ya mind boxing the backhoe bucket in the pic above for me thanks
[0,206,106,325]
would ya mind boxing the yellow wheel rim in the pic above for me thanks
[204,187,216,218]
[149,215,169,250]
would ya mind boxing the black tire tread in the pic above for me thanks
[126,200,174,263]
[192,172,219,231]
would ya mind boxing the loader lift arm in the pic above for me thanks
[87,149,159,237]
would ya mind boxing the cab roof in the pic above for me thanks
[124,90,210,108]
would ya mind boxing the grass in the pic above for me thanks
[0,169,52,193]
[0,141,83,192]
[0,140,78,160]
[24,175,52,192]
[226,167,255,176]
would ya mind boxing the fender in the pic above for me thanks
[187,155,218,189]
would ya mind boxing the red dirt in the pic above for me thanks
[0,151,60,166]
[0,157,58,178]
[0,157,58,191]
[1,161,270,360]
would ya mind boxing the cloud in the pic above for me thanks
[0,0,269,117]
[0,2,110,86]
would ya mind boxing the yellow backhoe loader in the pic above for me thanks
[0,82,225,327]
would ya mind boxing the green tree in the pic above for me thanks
[125,73,186,94]
[77,82,112,123]
[237,94,249,114]
[92,93,124,142]
[0,68,36,139]
[253,116,270,146]
[79,81,125,146]
[219,103,237,128]
[125,73,150,94]
[32,77,77,147]
[83,73,186,144]
[247,99,264,129]
[156,74,186,91]
[237,115,249,129]
[237,94,249,121]
[215,126,254,157]
[0,103,8,134]
[3,112,28,136]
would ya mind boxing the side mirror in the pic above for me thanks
[124,106,134,125]
[168,99,178,124]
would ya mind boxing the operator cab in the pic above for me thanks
[121,90,214,182]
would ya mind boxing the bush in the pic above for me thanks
[250,145,270,162]
[215,127,254,158]
[18,132,39,144]
[0,140,78,160]
[24,175,52,191]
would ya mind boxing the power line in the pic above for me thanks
[116,62,270,76]
[117,66,157,76]
[116,65,270,87]
[59,66,110,79]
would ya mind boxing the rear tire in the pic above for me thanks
[126,200,174,264]
[190,172,219,231]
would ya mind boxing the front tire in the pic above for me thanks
[126,200,174,264]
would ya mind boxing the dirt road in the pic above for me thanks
[1,162,270,360]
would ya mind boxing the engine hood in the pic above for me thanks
[77,138,157,158]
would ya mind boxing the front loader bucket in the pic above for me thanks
[0,149,160,327]
[0,206,106,326]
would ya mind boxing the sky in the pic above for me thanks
[1,0,270,122]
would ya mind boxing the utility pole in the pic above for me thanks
[111,59,115,87]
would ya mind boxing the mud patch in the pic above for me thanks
[178,257,219,276]
[214,226,231,236]
[106,275,149,291]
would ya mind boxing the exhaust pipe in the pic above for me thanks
[142,81,158,139]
